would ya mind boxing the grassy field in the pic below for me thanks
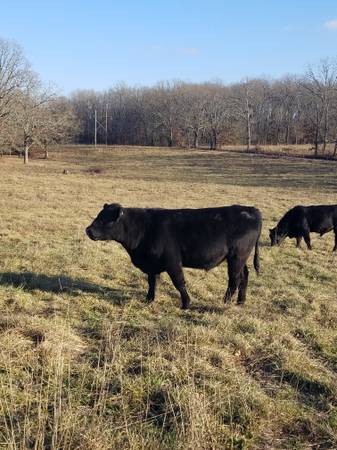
[0,145,337,449]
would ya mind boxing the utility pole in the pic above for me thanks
[105,104,108,146]
[94,109,97,149]
[93,105,111,148]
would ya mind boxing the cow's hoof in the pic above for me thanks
[145,295,154,303]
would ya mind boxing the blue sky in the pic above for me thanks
[2,0,337,94]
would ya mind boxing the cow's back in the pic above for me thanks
[147,206,261,270]
[305,205,337,233]
[280,205,337,235]
[149,205,259,241]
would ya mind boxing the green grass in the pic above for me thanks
[0,145,337,449]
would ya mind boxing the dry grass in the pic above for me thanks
[0,145,337,449]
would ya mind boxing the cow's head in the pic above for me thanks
[269,227,286,246]
[86,203,124,241]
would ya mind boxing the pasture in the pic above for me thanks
[0,145,337,449]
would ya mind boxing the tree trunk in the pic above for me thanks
[333,139,337,158]
[190,130,198,148]
[192,131,197,148]
[314,141,318,156]
[246,99,251,151]
[322,138,327,154]
[212,128,217,150]
[314,117,319,156]
[142,121,148,145]
[285,120,290,145]
[314,134,319,156]
[24,145,29,164]
[44,146,49,159]
[322,123,327,154]
[167,128,173,147]
[209,133,214,150]
[276,125,280,146]
[322,107,329,154]
[314,107,321,156]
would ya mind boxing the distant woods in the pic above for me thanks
[70,62,337,156]
[1,36,337,159]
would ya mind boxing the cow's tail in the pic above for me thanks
[253,233,260,275]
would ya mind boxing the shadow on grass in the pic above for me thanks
[223,147,337,161]
[188,303,225,314]
[0,271,132,305]
[100,151,337,190]
[245,351,335,411]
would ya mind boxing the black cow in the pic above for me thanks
[269,205,337,251]
[86,203,262,309]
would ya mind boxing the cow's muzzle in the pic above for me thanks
[86,227,97,240]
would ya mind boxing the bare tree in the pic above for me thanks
[231,79,259,150]
[150,82,181,147]
[176,83,206,148]
[13,73,56,163]
[0,38,31,121]
[301,59,337,154]
[201,84,232,149]
[34,98,79,158]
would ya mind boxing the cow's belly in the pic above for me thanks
[128,238,228,274]
[310,218,333,235]
[317,226,333,236]
[181,246,228,270]
[129,252,164,274]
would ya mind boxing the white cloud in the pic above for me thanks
[324,19,337,30]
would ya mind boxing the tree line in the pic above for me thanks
[70,62,337,156]
[1,36,337,160]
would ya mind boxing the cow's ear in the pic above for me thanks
[116,206,124,221]
[103,203,109,209]
[109,204,123,222]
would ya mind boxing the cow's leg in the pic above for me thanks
[296,236,302,248]
[167,266,191,310]
[224,256,244,304]
[146,274,157,302]
[333,227,337,252]
[301,220,312,250]
[303,232,312,250]
[237,264,249,305]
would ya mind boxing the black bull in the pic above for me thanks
[269,205,337,251]
[86,204,262,309]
